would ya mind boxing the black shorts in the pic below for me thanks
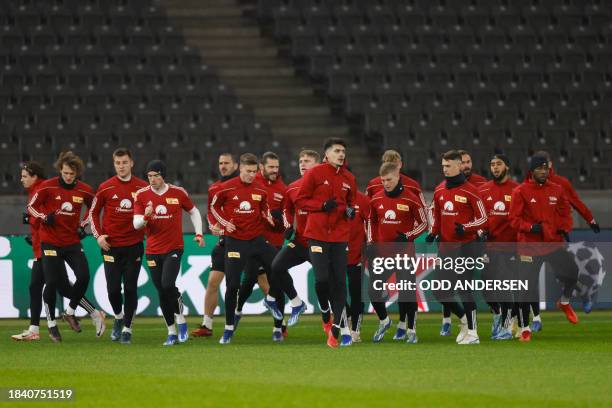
[211,238,226,272]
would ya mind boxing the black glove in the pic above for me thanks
[425,234,438,243]
[44,213,55,226]
[322,199,337,212]
[77,227,88,240]
[395,232,409,242]
[218,237,225,247]
[270,209,283,222]
[284,227,295,241]
[24,235,32,246]
[345,207,356,219]
[590,222,600,234]
[477,231,488,242]
[558,230,570,242]
[22,212,30,225]
[530,223,542,233]
[454,222,465,236]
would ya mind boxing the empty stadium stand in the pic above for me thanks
[253,0,612,190]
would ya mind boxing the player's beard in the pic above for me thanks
[463,168,472,178]
[493,169,507,183]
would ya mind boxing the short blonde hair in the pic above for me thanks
[379,162,399,176]
[381,150,401,164]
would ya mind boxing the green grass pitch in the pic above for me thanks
[1,311,611,407]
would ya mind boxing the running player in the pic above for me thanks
[234,152,305,341]
[428,150,487,345]
[89,148,148,344]
[274,150,333,333]
[133,160,204,346]
[296,138,357,348]
[192,153,262,337]
[210,153,283,345]
[368,162,428,344]
[346,186,370,343]
[27,152,106,342]
[529,150,600,327]
[510,153,578,342]
[478,154,519,340]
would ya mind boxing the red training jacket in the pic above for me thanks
[478,179,519,243]
[430,179,487,242]
[509,177,572,256]
[210,176,271,241]
[28,177,94,247]
[89,175,148,247]
[295,162,356,243]
[255,172,287,247]
[348,191,370,265]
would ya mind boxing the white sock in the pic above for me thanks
[266,295,276,302]
[203,315,213,328]
[467,329,478,336]
[443,317,451,324]
[225,324,234,331]
[65,306,75,316]
[521,326,531,333]
[29,325,39,334]
[289,296,302,307]
[397,321,407,330]
[235,309,242,316]
[408,328,416,334]
[115,312,124,320]
[273,327,281,333]
[533,315,542,322]
[340,325,350,335]
[380,316,390,326]
[460,315,467,325]
[122,326,132,334]
[48,320,57,328]
[560,300,569,305]
[175,314,186,324]
[168,325,177,335]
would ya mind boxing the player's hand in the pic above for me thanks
[225,221,236,233]
[322,199,337,212]
[345,207,356,219]
[530,223,542,233]
[590,222,600,234]
[395,232,409,242]
[210,223,222,236]
[194,234,205,247]
[44,213,55,225]
[477,230,488,242]
[558,230,570,242]
[454,222,465,236]
[97,234,111,251]
[77,227,88,240]
[144,204,153,218]
[24,235,32,246]
[425,233,438,243]
[22,212,30,224]
[284,227,295,240]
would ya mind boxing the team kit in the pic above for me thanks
[11,138,601,347]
